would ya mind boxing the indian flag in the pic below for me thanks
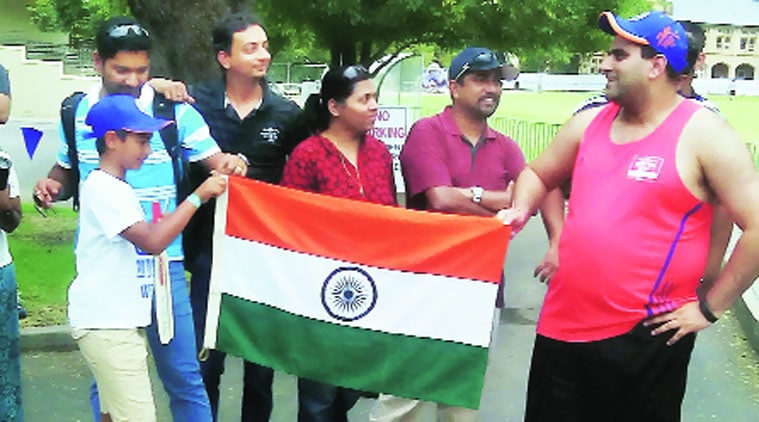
[203,177,511,409]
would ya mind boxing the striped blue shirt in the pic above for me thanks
[58,84,221,260]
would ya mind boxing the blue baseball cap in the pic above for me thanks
[599,11,688,73]
[449,47,519,81]
[85,94,172,138]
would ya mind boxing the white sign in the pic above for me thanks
[371,106,408,193]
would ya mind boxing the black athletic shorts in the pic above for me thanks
[525,321,696,422]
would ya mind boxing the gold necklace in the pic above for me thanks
[338,153,365,197]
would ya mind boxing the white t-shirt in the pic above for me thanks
[68,170,154,329]
[0,149,19,268]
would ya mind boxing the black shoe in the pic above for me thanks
[18,303,27,320]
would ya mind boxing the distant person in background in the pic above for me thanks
[422,61,448,93]
[677,21,720,113]
[281,65,395,422]
[676,20,734,292]
[0,62,24,421]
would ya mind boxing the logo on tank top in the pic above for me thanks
[627,155,664,181]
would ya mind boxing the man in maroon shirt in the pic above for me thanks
[369,47,565,421]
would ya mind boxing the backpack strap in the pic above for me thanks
[60,91,85,211]
[152,93,189,202]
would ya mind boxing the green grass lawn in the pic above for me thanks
[12,91,759,328]
[702,95,759,143]
[10,203,77,328]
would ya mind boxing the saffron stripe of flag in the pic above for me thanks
[224,179,509,282]
[204,177,511,409]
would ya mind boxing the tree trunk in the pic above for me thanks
[126,0,255,83]
[359,41,372,68]
[328,37,359,69]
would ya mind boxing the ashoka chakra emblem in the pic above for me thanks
[321,267,377,321]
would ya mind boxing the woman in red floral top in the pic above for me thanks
[281,66,396,206]
[281,65,396,420]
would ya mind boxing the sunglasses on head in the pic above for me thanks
[107,23,150,39]
[342,65,370,81]
[454,51,520,82]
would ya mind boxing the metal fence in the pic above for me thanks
[493,118,561,161]
[413,107,560,161]
[493,118,759,169]
[0,35,96,76]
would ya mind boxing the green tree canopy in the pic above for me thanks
[30,0,256,81]
[29,0,129,47]
[259,0,651,71]
[29,0,652,81]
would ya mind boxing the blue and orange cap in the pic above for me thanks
[599,10,688,73]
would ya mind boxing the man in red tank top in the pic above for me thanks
[500,10,759,421]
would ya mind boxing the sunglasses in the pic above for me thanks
[32,193,56,218]
[107,23,150,39]
[454,52,520,82]
[342,65,370,81]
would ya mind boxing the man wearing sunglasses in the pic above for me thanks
[182,12,308,421]
[370,47,565,421]
[499,11,759,420]
[33,16,246,422]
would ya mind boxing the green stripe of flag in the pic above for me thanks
[216,294,489,409]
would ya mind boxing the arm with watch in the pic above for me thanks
[424,184,511,216]
[463,183,513,213]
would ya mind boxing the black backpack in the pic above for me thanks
[60,92,189,210]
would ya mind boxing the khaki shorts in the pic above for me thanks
[73,328,156,422]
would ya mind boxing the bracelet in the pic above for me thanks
[699,298,719,323]
[186,193,202,208]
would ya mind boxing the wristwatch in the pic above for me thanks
[470,186,484,204]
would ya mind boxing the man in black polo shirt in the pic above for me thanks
[184,12,308,421]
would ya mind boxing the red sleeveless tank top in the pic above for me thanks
[537,100,713,342]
